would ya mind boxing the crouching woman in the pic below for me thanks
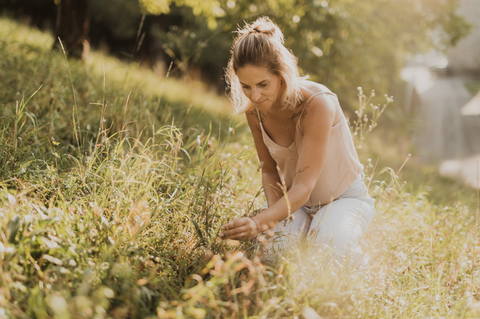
[219,17,375,264]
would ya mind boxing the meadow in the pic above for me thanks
[1,17,479,318]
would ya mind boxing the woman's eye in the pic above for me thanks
[242,86,250,90]
[258,83,267,88]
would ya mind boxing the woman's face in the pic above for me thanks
[236,65,283,110]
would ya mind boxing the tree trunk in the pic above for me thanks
[55,0,90,59]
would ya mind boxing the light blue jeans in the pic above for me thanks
[264,174,376,264]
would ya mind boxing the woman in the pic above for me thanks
[219,16,375,264]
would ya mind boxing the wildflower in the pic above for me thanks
[7,193,16,208]
[100,262,110,270]
[104,288,115,299]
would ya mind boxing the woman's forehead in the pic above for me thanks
[236,65,276,83]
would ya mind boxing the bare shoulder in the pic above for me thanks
[299,80,335,96]
[297,80,340,126]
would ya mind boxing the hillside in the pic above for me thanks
[1,17,479,319]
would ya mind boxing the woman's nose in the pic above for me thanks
[251,90,261,102]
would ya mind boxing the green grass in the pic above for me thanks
[1,16,480,319]
[465,80,480,96]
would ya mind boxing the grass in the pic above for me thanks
[1,16,480,319]
[465,80,480,96]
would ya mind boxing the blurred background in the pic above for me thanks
[1,0,480,187]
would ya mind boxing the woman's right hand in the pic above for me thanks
[219,217,261,241]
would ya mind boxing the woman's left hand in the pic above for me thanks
[219,217,259,241]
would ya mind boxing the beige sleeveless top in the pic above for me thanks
[257,85,363,207]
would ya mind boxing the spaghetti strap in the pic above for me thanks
[298,91,337,120]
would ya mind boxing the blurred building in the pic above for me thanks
[447,0,480,74]
[401,0,480,170]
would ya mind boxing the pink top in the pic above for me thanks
[257,84,363,206]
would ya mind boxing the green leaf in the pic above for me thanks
[192,219,206,247]
[7,214,21,243]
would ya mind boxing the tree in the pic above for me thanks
[213,0,471,108]
[55,0,225,59]
[51,0,470,108]
[55,0,90,59]
[141,0,470,107]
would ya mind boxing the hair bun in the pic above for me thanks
[242,16,284,43]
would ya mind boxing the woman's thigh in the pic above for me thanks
[308,196,375,258]
[267,208,312,253]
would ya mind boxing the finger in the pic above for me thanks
[222,223,235,230]
[221,221,237,230]
[228,235,245,240]
[228,231,249,240]
[225,225,250,237]
[234,230,256,241]
[219,225,247,238]
[221,218,247,231]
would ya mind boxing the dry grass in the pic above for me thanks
[1,16,479,319]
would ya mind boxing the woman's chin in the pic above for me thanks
[254,100,268,106]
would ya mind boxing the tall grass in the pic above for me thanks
[1,17,480,319]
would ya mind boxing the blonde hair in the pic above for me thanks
[225,16,306,113]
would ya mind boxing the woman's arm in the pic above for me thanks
[245,108,283,207]
[219,108,282,239]
[254,94,337,230]
[262,172,282,208]
[220,95,337,239]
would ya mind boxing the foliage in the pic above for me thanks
[465,80,480,95]
[1,17,480,319]
[81,0,473,107]
[140,0,225,30]
[148,0,471,108]
[90,0,144,40]
[1,0,472,107]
